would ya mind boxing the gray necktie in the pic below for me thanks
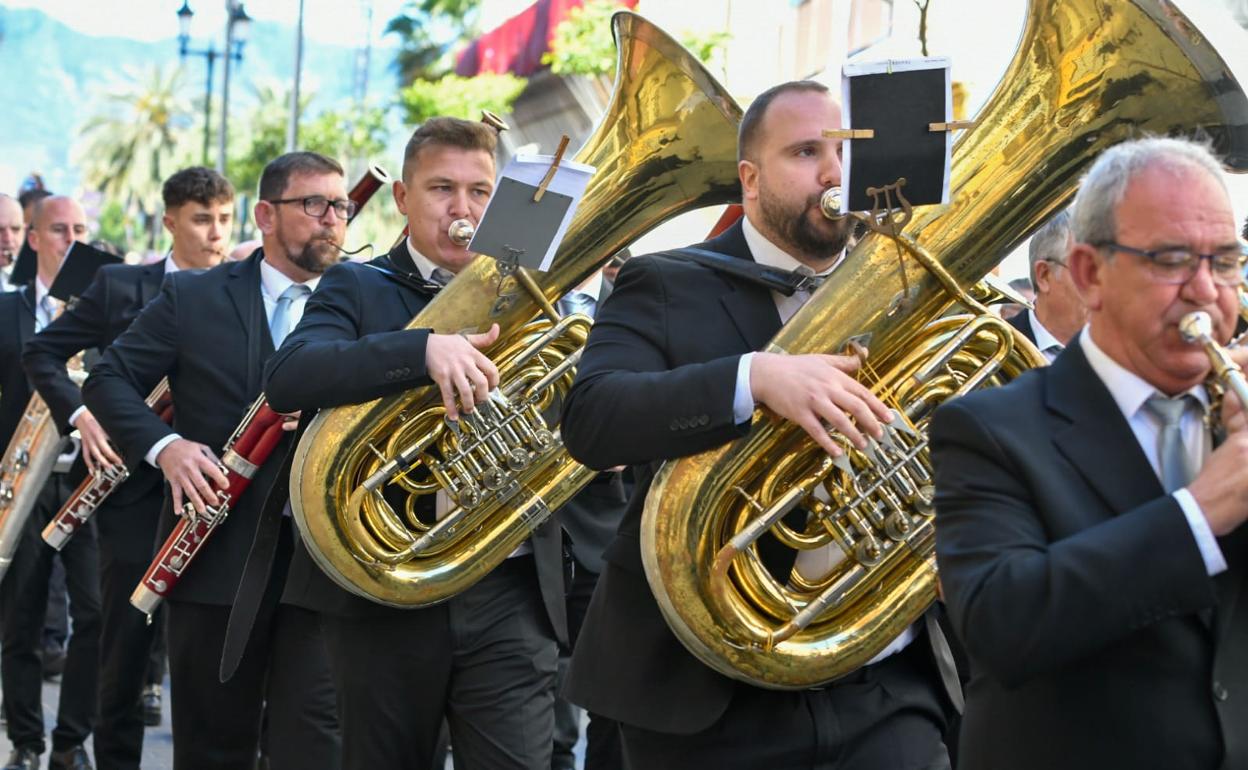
[430,268,455,287]
[37,295,58,331]
[559,291,596,319]
[1143,393,1199,493]
[270,284,311,348]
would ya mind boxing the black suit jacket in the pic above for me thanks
[560,221,959,734]
[931,341,1248,770]
[23,260,166,508]
[1006,306,1037,347]
[82,252,290,605]
[0,285,37,446]
[263,243,568,643]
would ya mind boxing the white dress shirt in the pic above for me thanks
[1079,327,1225,574]
[1029,309,1065,364]
[0,263,15,293]
[144,259,320,467]
[727,216,914,666]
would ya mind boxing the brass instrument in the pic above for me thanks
[1182,311,1248,411]
[0,357,86,582]
[641,0,1248,689]
[289,10,744,607]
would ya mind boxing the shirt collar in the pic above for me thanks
[571,271,603,300]
[741,215,841,277]
[164,255,181,275]
[1078,326,1209,421]
[405,237,448,282]
[1029,308,1064,353]
[259,257,321,301]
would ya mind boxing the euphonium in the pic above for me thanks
[642,0,1248,689]
[290,11,744,606]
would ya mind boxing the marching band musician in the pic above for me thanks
[558,81,961,769]
[0,195,23,291]
[932,136,1248,769]
[21,167,233,770]
[262,118,567,770]
[81,153,345,770]
[0,196,100,770]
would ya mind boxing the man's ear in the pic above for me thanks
[161,210,175,237]
[1067,242,1104,311]
[253,200,276,235]
[739,160,759,203]
[392,179,408,217]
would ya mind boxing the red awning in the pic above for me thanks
[455,0,638,78]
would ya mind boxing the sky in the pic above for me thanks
[0,0,408,48]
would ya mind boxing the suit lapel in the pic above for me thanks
[699,222,783,352]
[224,253,271,395]
[379,243,435,320]
[139,261,165,306]
[17,283,35,344]
[1047,343,1164,516]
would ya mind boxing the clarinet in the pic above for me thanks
[42,378,173,550]
[129,397,287,616]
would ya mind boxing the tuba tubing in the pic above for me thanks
[289,10,745,608]
[641,0,1248,689]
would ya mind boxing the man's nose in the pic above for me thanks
[1181,258,1221,305]
[818,149,843,189]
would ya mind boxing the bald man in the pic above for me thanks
[0,196,102,770]
[0,195,23,292]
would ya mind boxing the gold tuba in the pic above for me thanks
[289,11,744,606]
[641,0,1248,689]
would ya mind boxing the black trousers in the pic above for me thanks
[619,637,952,770]
[1,472,101,755]
[553,559,622,770]
[91,484,163,770]
[320,554,559,770]
[166,523,340,770]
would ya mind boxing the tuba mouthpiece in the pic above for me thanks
[1179,311,1213,344]
[819,187,846,221]
[448,219,475,247]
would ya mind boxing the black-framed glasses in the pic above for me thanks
[1094,240,1246,287]
[266,195,357,220]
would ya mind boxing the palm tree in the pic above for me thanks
[75,65,194,250]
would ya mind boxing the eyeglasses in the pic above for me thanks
[266,195,357,220]
[1094,241,1246,287]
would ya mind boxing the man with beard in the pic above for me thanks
[82,153,343,770]
[558,80,961,768]
[0,194,23,291]
[23,167,233,770]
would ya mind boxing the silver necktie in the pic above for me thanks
[1143,393,1199,493]
[270,284,311,348]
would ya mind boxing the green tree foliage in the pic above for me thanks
[398,73,527,125]
[386,0,482,85]
[74,65,194,249]
[544,0,730,78]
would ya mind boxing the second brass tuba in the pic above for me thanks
[289,11,744,607]
[641,0,1248,689]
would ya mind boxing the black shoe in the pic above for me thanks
[1,747,38,770]
[46,745,90,770]
[141,684,162,727]
[40,644,66,681]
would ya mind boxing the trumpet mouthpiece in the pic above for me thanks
[1179,311,1213,344]
[448,219,475,247]
[819,187,845,221]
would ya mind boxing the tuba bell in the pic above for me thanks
[289,11,744,606]
[641,0,1248,689]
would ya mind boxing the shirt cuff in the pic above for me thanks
[145,434,181,468]
[1174,487,1227,576]
[68,406,87,428]
[733,352,756,426]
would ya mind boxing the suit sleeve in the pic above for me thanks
[931,397,1216,687]
[264,261,432,413]
[21,267,111,433]
[560,257,749,471]
[81,277,180,469]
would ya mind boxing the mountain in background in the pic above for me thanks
[0,5,399,193]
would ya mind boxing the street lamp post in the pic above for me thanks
[175,1,251,173]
